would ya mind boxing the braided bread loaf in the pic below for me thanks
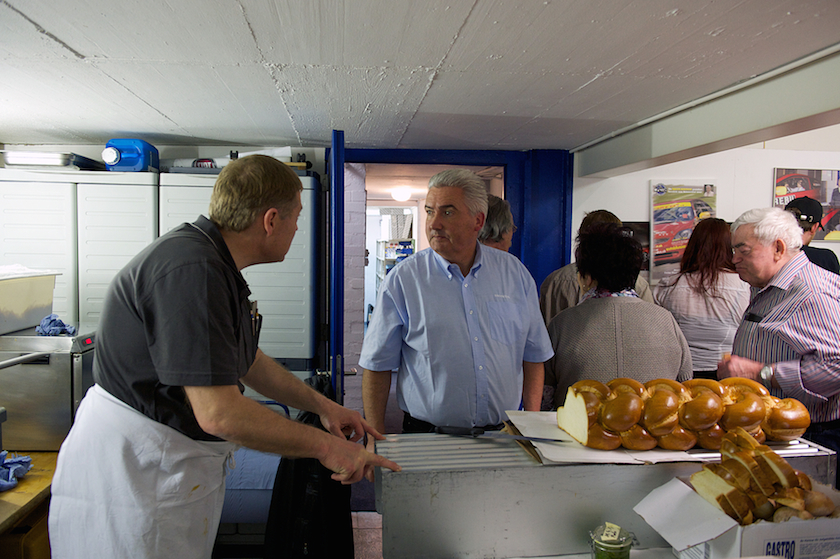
[556,377,810,451]
[690,426,838,524]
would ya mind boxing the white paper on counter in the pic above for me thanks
[633,477,736,551]
[506,410,639,463]
[506,411,722,465]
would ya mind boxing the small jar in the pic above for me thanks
[590,522,634,559]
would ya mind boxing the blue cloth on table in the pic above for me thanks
[36,314,76,336]
[0,450,32,492]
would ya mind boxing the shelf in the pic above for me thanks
[375,238,416,295]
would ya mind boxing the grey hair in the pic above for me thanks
[731,207,803,252]
[479,194,514,243]
[428,169,489,217]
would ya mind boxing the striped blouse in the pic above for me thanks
[732,251,840,423]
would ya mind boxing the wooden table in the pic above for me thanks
[0,452,57,534]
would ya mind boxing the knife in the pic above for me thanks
[434,425,565,444]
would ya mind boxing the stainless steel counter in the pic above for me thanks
[374,433,836,559]
[0,325,96,451]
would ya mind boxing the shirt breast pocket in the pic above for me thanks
[486,300,524,346]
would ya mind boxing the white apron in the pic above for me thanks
[48,385,236,559]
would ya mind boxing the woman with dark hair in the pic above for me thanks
[654,217,750,379]
[542,223,692,410]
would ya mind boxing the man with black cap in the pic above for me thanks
[784,196,840,274]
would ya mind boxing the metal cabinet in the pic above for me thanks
[0,168,158,326]
[0,169,79,324]
[77,175,158,323]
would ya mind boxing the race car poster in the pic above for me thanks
[650,181,716,285]
[773,168,840,241]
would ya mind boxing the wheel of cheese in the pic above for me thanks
[600,393,644,432]
[642,389,680,436]
[762,398,810,441]
[619,424,657,450]
[679,390,724,431]
[606,378,647,399]
[656,425,697,450]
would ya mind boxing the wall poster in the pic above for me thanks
[773,168,840,241]
[650,181,716,286]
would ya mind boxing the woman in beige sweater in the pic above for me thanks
[543,222,692,410]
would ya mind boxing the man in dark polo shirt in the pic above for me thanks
[49,155,399,558]
[785,196,840,274]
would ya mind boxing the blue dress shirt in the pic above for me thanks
[359,243,553,428]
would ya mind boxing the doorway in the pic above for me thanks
[332,145,573,390]
[355,163,504,359]
[364,204,418,332]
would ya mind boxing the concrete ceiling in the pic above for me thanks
[2,0,840,155]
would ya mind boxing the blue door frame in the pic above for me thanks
[337,148,574,287]
[326,139,574,398]
[327,130,345,401]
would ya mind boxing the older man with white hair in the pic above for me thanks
[718,206,840,487]
[361,169,553,463]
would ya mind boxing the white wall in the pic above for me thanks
[572,144,840,263]
[343,163,367,374]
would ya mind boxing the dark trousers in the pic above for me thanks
[402,412,505,434]
[803,419,840,490]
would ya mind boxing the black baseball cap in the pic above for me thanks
[785,196,824,230]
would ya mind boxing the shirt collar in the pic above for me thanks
[191,216,250,296]
[763,250,808,293]
[431,241,484,280]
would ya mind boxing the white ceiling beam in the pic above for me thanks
[576,49,840,177]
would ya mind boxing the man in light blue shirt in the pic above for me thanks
[360,170,553,449]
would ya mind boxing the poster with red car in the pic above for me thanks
[650,181,716,285]
[773,168,840,241]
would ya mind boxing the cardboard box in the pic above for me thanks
[0,267,57,335]
[635,478,840,559]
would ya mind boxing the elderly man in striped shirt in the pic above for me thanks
[718,206,840,488]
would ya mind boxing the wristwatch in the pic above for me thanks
[759,364,774,390]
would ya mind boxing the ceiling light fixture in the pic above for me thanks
[391,186,412,202]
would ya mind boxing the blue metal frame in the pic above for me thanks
[324,142,574,401]
[339,148,574,288]
[328,130,345,401]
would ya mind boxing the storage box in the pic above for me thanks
[0,268,56,335]
[635,477,840,559]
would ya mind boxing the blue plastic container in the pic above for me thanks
[101,138,159,172]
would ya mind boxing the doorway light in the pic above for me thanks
[390,186,412,202]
